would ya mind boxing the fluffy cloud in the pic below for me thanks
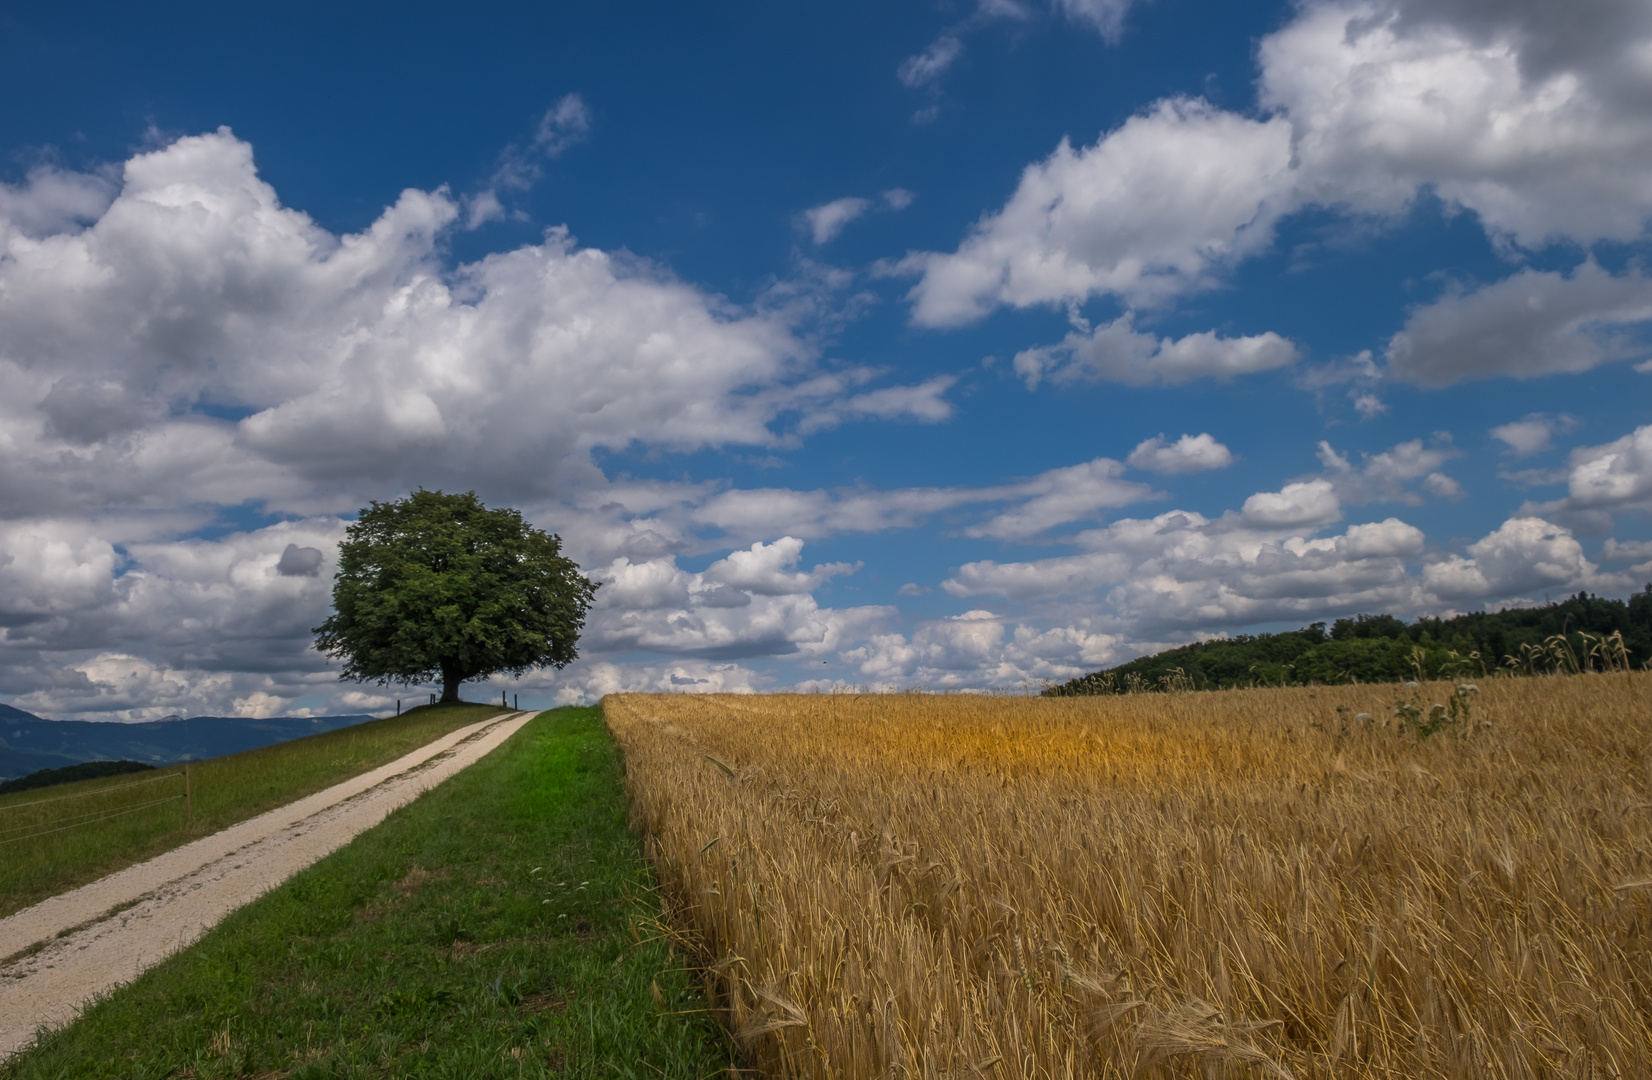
[0,163,115,238]
[800,190,916,245]
[0,518,344,668]
[1423,517,1599,600]
[842,610,1125,690]
[0,520,121,630]
[703,537,857,596]
[803,197,872,244]
[963,458,1157,540]
[1387,263,1652,385]
[1127,433,1234,474]
[1488,423,1652,534]
[1014,315,1300,386]
[610,456,1159,547]
[589,538,885,661]
[1315,436,1463,505]
[1260,2,1652,246]
[1241,480,1342,529]
[944,501,1427,630]
[1536,424,1652,518]
[1600,538,1652,564]
[907,0,1652,347]
[901,99,1296,324]
[934,453,1611,646]
[0,130,975,715]
[0,517,354,719]
[541,659,766,705]
[0,130,963,526]
[1491,413,1578,457]
[794,375,956,434]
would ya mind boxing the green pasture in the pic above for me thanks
[2,706,733,1078]
[0,702,500,921]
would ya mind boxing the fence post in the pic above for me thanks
[184,764,192,825]
[502,690,507,708]
[514,693,518,710]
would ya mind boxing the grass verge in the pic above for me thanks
[1,706,736,1079]
[0,702,500,919]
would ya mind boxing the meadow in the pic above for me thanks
[0,702,499,921]
[3,708,734,1079]
[607,674,1652,1079]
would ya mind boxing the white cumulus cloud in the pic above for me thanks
[1014,315,1300,386]
[1547,424,1652,517]
[1315,436,1463,506]
[900,99,1297,325]
[1241,480,1343,529]
[905,0,1652,372]
[1491,414,1578,457]
[1422,517,1599,601]
[1260,1,1652,246]
[1127,433,1234,474]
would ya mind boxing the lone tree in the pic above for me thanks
[314,490,598,703]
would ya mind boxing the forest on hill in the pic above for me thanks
[1043,587,1652,695]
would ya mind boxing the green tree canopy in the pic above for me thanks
[314,490,598,703]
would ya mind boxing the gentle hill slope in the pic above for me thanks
[0,702,498,919]
[1045,586,1652,694]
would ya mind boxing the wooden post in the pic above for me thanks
[396,699,401,716]
[502,689,507,708]
[184,764,192,825]
[514,693,518,710]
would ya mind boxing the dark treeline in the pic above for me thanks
[0,759,156,796]
[1044,586,1652,696]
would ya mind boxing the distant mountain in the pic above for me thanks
[0,708,381,781]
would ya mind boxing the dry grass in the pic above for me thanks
[605,674,1652,1080]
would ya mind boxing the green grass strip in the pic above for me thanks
[2,707,736,1079]
[0,703,500,919]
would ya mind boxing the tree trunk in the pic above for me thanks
[440,664,463,703]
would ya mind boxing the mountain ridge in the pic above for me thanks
[0,708,381,780]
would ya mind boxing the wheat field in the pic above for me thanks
[606,675,1652,1080]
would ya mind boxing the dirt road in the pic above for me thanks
[0,709,536,1061]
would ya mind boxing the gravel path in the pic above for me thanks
[0,709,535,1060]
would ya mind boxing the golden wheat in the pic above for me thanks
[606,674,1652,1080]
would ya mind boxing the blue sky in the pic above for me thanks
[2,0,1650,718]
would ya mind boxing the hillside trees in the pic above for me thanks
[1045,587,1652,695]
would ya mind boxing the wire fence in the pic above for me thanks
[0,795,187,846]
[0,768,192,847]
[0,769,180,811]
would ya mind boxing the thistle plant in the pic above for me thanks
[1393,681,1478,739]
